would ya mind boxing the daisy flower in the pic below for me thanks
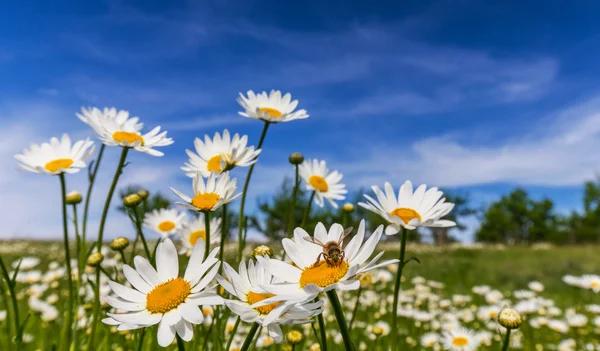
[143,208,188,238]
[181,130,261,177]
[15,134,95,175]
[179,215,222,255]
[441,327,480,351]
[237,90,309,123]
[421,332,440,348]
[254,220,397,305]
[77,106,173,156]
[299,159,347,209]
[171,172,241,212]
[581,274,600,293]
[358,180,455,235]
[216,259,324,343]
[102,238,223,347]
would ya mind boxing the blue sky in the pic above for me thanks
[2,0,600,241]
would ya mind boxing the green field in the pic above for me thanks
[0,241,598,350]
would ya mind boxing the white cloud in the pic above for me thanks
[339,93,600,188]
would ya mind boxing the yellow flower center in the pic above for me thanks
[309,175,329,192]
[191,193,220,211]
[44,158,74,173]
[390,208,421,224]
[259,107,282,118]
[202,307,213,315]
[226,324,235,332]
[112,131,144,145]
[189,230,206,246]
[452,337,469,347]
[158,220,176,232]
[427,341,435,346]
[299,260,349,288]
[592,281,599,288]
[246,291,281,315]
[207,155,224,172]
[146,278,191,314]
[373,326,384,335]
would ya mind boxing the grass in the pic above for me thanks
[0,240,598,350]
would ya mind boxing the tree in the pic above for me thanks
[475,188,560,244]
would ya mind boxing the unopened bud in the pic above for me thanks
[123,194,142,208]
[288,152,304,165]
[252,245,273,259]
[498,307,523,329]
[87,252,104,267]
[66,191,83,205]
[110,237,129,251]
[286,330,303,345]
[138,189,149,200]
[342,203,354,212]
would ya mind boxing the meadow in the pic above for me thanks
[1,240,598,350]
[5,95,600,351]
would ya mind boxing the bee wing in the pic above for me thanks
[338,227,353,244]
[304,236,326,247]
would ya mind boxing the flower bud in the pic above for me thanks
[498,307,523,329]
[252,245,273,259]
[138,189,149,200]
[123,193,142,208]
[66,191,83,205]
[110,237,129,251]
[286,330,303,345]
[87,252,104,267]
[342,203,354,212]
[288,152,304,165]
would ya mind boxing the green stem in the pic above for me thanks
[225,317,240,351]
[137,329,146,351]
[96,147,129,251]
[349,286,363,332]
[501,329,511,351]
[71,203,82,347]
[240,323,260,351]
[326,290,355,351]
[391,228,407,348]
[287,164,300,238]
[176,334,186,351]
[82,144,105,245]
[300,191,315,228]
[86,268,101,350]
[219,205,227,273]
[237,121,270,262]
[0,257,22,350]
[204,211,211,261]
[317,311,328,351]
[131,207,151,259]
[59,174,74,351]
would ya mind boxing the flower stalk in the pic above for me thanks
[301,191,316,227]
[391,227,407,347]
[204,211,211,261]
[96,147,129,251]
[219,205,228,273]
[240,322,260,351]
[326,290,355,351]
[237,121,270,262]
[58,174,74,351]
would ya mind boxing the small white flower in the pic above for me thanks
[77,106,173,156]
[359,181,455,235]
[441,327,479,351]
[299,159,347,209]
[182,130,261,177]
[179,215,222,255]
[15,134,95,175]
[171,172,241,212]
[237,90,309,123]
[143,208,187,238]
[217,259,324,343]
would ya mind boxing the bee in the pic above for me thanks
[304,227,353,267]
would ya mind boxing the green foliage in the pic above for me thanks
[476,188,561,244]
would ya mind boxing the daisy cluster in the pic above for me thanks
[8,88,597,351]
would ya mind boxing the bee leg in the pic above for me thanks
[314,252,324,266]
